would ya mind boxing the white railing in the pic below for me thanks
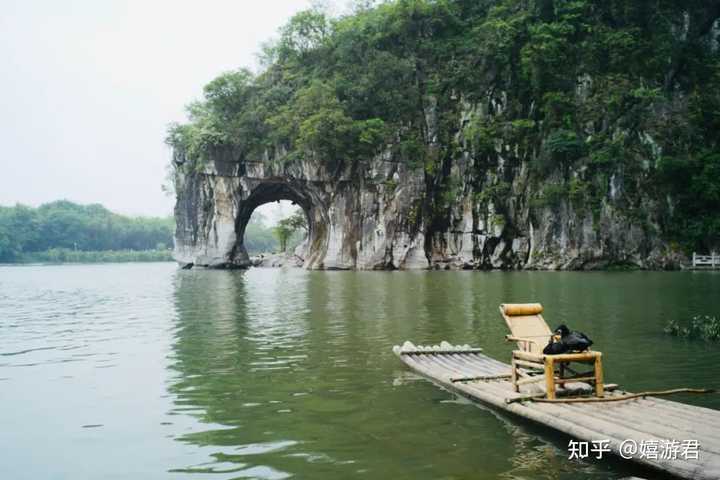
[692,253,720,268]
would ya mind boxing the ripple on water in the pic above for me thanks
[2,265,720,480]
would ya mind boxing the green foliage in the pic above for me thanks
[272,210,308,252]
[539,129,585,172]
[587,136,622,168]
[17,249,173,264]
[396,133,427,168]
[567,177,591,214]
[475,181,511,207]
[533,183,568,208]
[0,201,174,263]
[272,225,293,253]
[276,9,331,59]
[438,174,463,209]
[521,14,581,92]
[166,0,720,252]
[464,118,497,155]
[244,210,308,255]
[658,152,720,251]
[204,69,256,120]
[167,1,478,170]
[166,69,264,165]
[541,91,575,129]
[283,210,309,233]
[567,177,587,201]
[665,315,720,342]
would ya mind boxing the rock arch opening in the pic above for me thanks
[245,200,301,255]
[231,179,328,269]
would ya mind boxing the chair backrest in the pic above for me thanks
[499,303,552,355]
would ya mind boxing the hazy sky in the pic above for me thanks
[0,0,328,218]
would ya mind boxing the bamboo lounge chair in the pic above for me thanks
[499,303,604,400]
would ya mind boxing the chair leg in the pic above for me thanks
[594,354,604,398]
[544,357,556,400]
[511,357,519,392]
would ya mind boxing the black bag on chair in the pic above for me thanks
[542,324,593,354]
[563,330,593,351]
[543,338,568,355]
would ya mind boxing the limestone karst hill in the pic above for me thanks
[168,0,720,270]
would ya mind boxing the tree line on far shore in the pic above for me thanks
[0,200,308,263]
[0,201,174,263]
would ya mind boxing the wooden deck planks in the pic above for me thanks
[393,341,720,480]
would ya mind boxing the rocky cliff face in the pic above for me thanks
[173,102,683,271]
[173,147,430,270]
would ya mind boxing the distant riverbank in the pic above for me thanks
[3,248,173,264]
[0,201,174,264]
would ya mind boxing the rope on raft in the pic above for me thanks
[520,388,716,404]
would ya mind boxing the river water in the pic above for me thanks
[1,263,719,479]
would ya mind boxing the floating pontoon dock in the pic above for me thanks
[393,341,720,480]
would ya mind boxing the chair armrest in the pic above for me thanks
[505,335,544,354]
[505,335,540,346]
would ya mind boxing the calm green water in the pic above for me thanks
[1,263,719,480]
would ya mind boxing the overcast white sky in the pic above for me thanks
[0,0,337,218]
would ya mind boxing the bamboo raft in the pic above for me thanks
[393,341,720,480]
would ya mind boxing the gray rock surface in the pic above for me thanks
[250,252,304,268]
[172,113,684,271]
